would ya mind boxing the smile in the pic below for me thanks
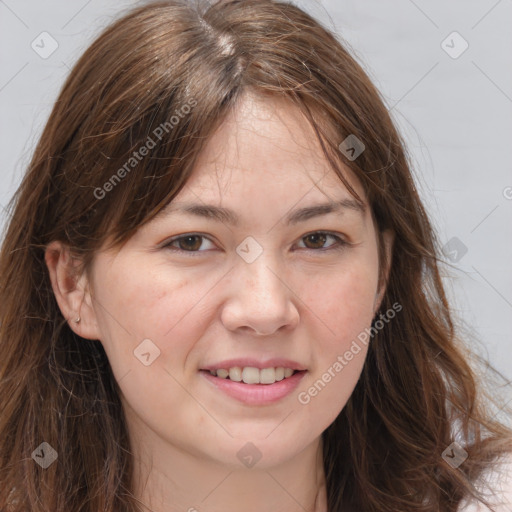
[208,366,297,384]
[200,369,307,405]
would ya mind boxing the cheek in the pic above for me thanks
[295,257,377,420]
[93,258,220,372]
[91,261,212,415]
[305,258,379,346]
[98,258,187,332]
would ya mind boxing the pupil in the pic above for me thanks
[306,233,326,249]
[180,236,201,251]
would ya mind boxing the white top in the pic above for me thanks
[458,455,512,511]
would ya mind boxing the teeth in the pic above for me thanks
[259,368,276,384]
[229,367,242,382]
[242,367,260,384]
[216,369,229,379]
[208,366,298,384]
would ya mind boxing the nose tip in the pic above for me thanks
[220,261,300,336]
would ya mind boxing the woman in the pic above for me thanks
[0,0,510,510]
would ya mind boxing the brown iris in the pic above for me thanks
[302,233,328,249]
[177,235,203,251]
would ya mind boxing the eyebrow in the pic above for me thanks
[156,198,366,226]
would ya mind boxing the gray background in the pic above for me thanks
[1,1,511,398]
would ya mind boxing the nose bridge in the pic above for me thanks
[239,248,285,301]
[221,245,299,335]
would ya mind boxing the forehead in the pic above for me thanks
[179,92,366,203]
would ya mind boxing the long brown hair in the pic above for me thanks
[1,1,510,510]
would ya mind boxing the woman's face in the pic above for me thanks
[73,93,391,471]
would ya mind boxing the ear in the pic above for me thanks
[45,241,101,340]
[373,229,394,314]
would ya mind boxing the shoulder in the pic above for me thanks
[458,453,512,512]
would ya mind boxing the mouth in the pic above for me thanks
[199,367,306,385]
[199,368,308,405]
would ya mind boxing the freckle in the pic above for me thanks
[157,289,168,301]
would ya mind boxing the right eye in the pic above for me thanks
[162,234,216,254]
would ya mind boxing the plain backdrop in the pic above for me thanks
[1,0,511,406]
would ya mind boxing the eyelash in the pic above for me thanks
[162,231,348,256]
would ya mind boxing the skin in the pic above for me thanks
[46,92,393,512]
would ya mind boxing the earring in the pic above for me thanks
[74,316,81,323]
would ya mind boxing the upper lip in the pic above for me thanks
[201,358,307,371]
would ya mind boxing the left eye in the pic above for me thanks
[296,232,346,250]
[163,231,346,254]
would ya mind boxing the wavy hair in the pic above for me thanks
[1,0,511,510]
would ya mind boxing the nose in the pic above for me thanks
[220,255,300,336]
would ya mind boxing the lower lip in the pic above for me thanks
[199,370,307,405]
